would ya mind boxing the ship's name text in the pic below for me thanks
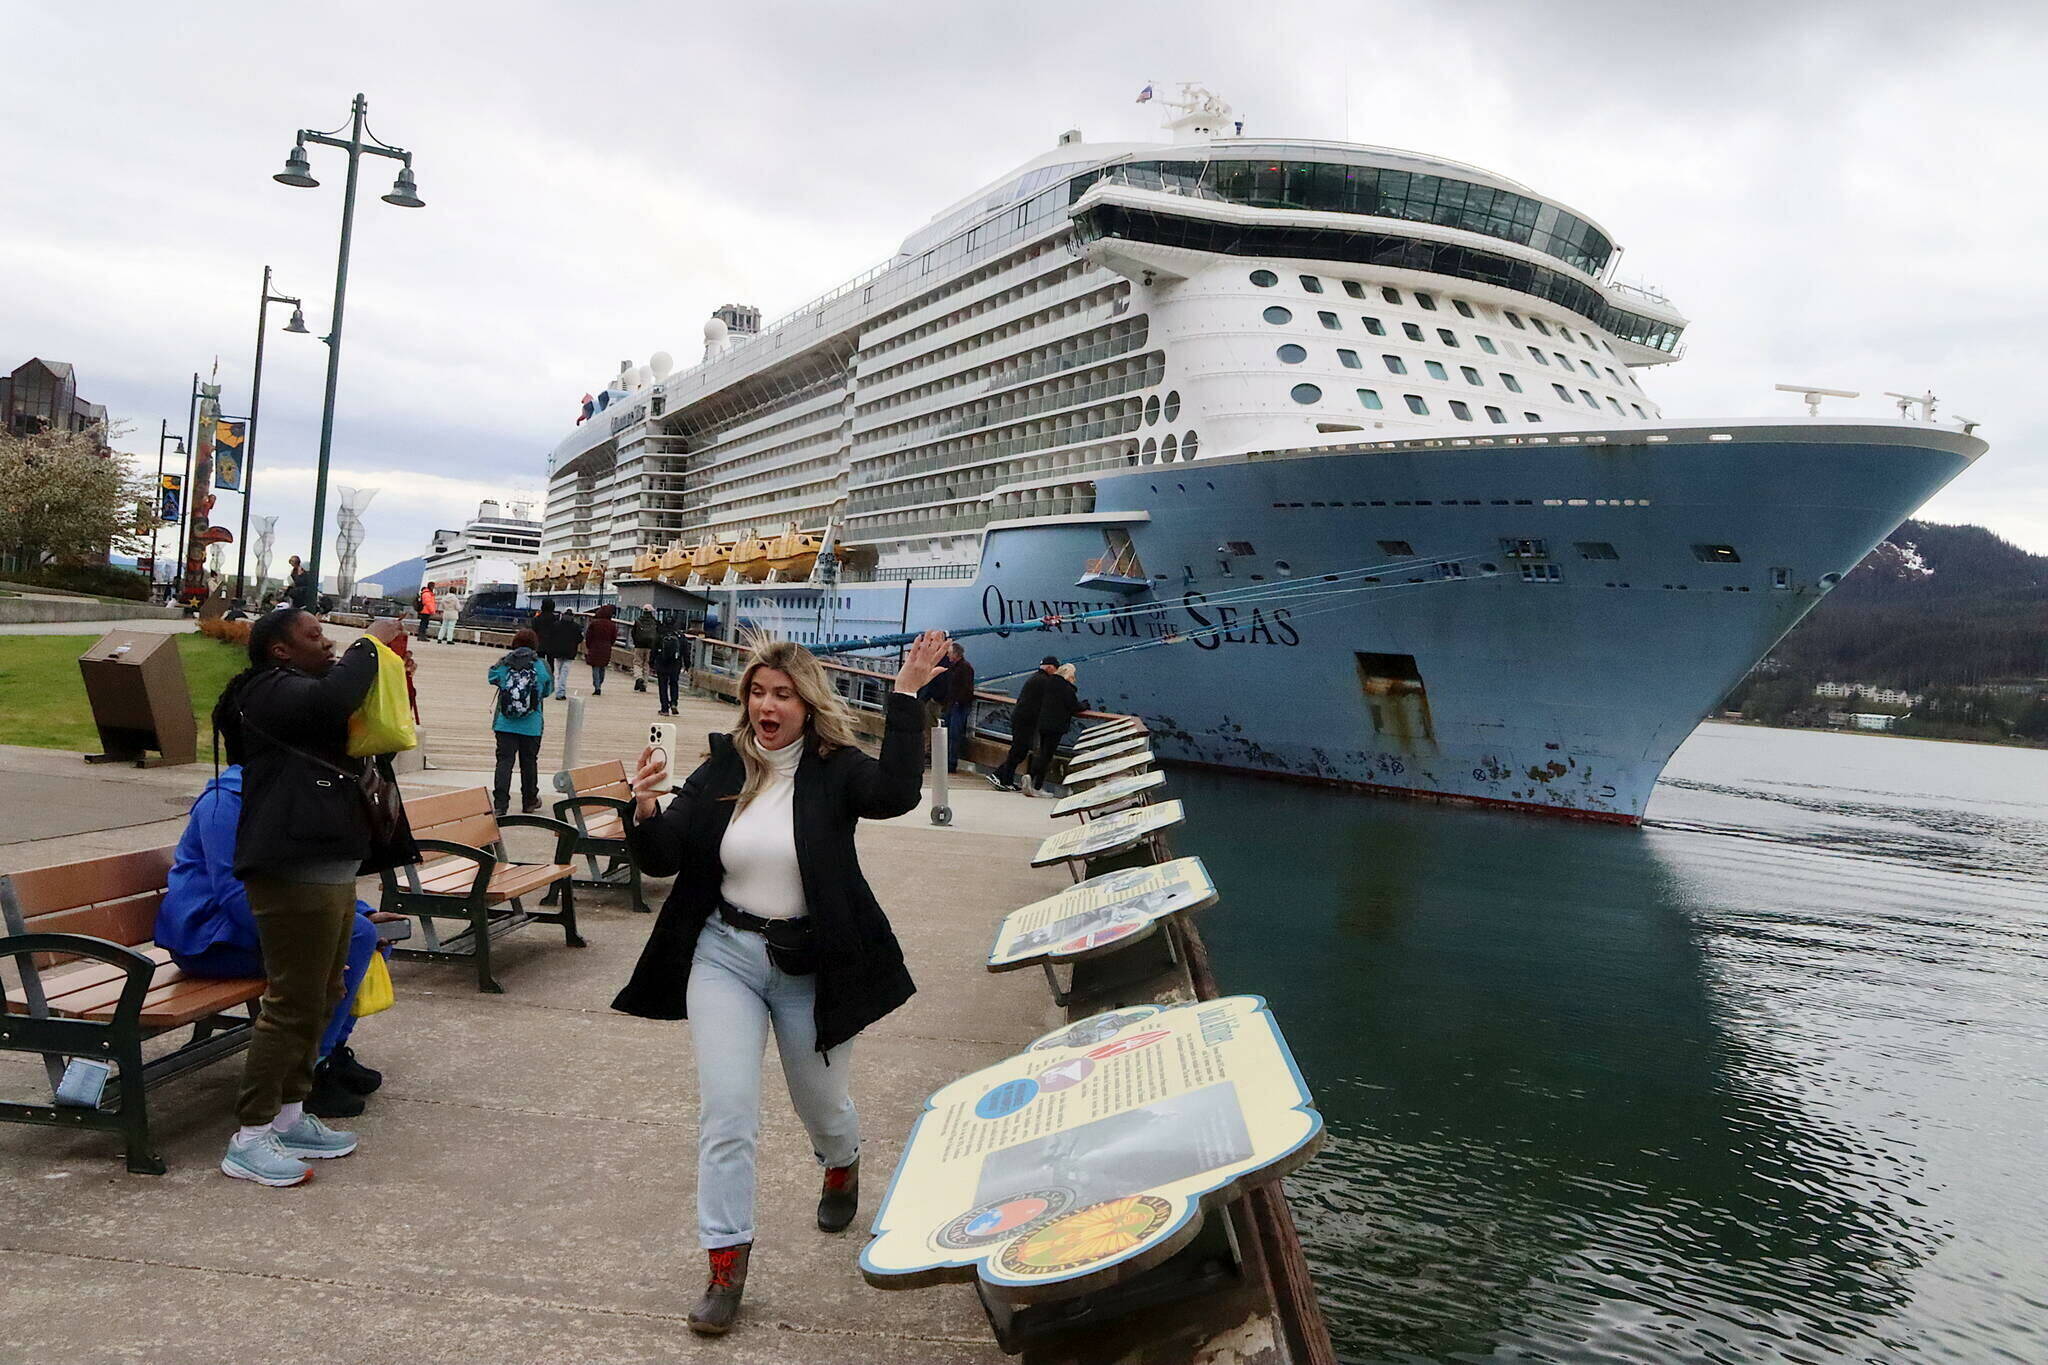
[980,588,1300,651]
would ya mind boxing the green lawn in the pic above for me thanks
[0,633,248,752]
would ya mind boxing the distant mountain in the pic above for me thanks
[363,555,424,595]
[1762,521,2048,688]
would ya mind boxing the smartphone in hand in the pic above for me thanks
[647,721,678,791]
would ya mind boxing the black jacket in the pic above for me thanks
[632,613,658,649]
[1010,669,1055,732]
[231,639,417,878]
[613,692,925,1053]
[1034,676,1087,736]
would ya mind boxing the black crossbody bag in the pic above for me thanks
[237,710,405,847]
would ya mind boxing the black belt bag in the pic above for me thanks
[719,901,818,976]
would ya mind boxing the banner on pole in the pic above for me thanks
[213,418,248,491]
[158,474,182,523]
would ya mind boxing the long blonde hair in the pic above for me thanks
[730,638,860,810]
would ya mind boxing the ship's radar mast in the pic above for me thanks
[1774,382,1858,417]
[1156,83,1239,143]
[1884,390,1940,421]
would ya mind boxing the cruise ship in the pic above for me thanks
[540,86,1985,822]
[424,498,542,596]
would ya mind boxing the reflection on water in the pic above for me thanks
[1176,723,2048,1363]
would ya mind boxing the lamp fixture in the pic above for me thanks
[274,144,319,188]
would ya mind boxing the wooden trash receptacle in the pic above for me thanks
[76,631,195,768]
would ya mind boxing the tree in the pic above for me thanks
[0,424,157,574]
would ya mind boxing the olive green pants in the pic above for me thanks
[236,878,358,1126]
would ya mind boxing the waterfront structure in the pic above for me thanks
[1814,682,1922,706]
[541,86,1985,821]
[423,499,541,595]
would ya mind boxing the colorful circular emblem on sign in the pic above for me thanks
[1086,1029,1171,1061]
[974,1077,1041,1119]
[996,1195,1176,1277]
[1035,1057,1095,1091]
[934,1187,1076,1250]
[1058,922,1142,954]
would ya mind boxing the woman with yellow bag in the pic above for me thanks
[196,608,420,1187]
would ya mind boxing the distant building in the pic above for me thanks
[0,358,108,445]
[1814,681,1921,706]
[1846,713,1900,731]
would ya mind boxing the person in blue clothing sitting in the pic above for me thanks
[156,764,386,1120]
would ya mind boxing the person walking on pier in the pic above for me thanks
[416,582,438,640]
[583,604,620,695]
[630,608,658,692]
[435,587,464,643]
[487,627,553,815]
[612,631,948,1336]
[987,656,1060,792]
[653,616,689,716]
[208,608,417,1187]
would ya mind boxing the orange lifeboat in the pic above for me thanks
[729,533,772,583]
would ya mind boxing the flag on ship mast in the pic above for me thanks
[1135,84,1153,104]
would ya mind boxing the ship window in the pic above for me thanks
[1552,383,1573,401]
[1361,317,1386,336]
[1607,396,1627,416]
[1631,403,1647,418]
[1579,389,1599,408]
[1770,566,1791,589]
[1425,360,1448,381]
[1291,383,1323,404]
[1319,311,1342,330]
[1182,431,1199,458]
[1402,322,1424,342]
[1142,437,1157,461]
[1576,541,1620,559]
[1461,366,1483,386]
[1146,395,1161,424]
[1475,335,1498,354]
[1343,280,1366,299]
[1530,348,1550,365]
[1338,349,1363,369]
[1250,269,1278,287]
[1525,412,1543,422]
[1437,328,1460,347]
[1357,388,1384,410]
[1355,652,1436,744]
[1504,311,1527,330]
[1503,538,1549,558]
[1580,360,1600,380]
[1404,394,1429,414]
[1500,373,1523,393]
[1606,367,1622,384]
[1520,562,1562,583]
[1485,405,1507,423]
[1383,355,1408,375]
[1415,292,1438,311]
[1555,352,1573,369]
[1381,286,1402,304]
[1277,344,1308,364]
[1300,274,1324,293]
[1263,306,1293,325]
[1449,400,1474,421]
[1531,318,1553,336]
[1453,299,1475,318]
[1164,390,1182,421]
[1378,539,1415,555]
[1162,434,1178,460]
[1692,544,1742,563]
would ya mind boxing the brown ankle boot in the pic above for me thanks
[817,1158,859,1233]
[688,1243,750,1336]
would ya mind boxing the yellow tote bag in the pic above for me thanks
[352,951,395,1017]
[346,638,420,756]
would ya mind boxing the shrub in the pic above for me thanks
[20,562,152,601]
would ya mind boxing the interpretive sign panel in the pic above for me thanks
[1031,800,1184,868]
[987,856,1216,971]
[1071,719,1143,751]
[1065,749,1155,788]
[862,995,1322,1299]
[1049,769,1166,818]
[1070,734,1150,764]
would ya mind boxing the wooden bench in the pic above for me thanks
[0,847,264,1174]
[381,788,585,994]
[549,759,651,913]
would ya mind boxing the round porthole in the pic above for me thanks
[1263,306,1293,325]
[1163,390,1182,422]
[1274,560,1293,575]
[1277,344,1307,364]
[1162,434,1177,460]
[1249,269,1278,287]
[1142,437,1157,461]
[1145,395,1161,425]
[1290,383,1323,405]
[1183,431,1200,459]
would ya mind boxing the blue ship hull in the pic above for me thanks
[722,424,1980,822]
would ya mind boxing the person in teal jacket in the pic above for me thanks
[487,627,553,815]
[155,765,383,1119]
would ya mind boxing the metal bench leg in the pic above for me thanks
[557,879,587,948]
[115,1035,165,1176]
[469,898,504,995]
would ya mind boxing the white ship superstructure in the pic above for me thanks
[423,498,542,593]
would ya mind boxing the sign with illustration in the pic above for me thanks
[1065,749,1156,788]
[987,856,1216,971]
[861,996,1322,1299]
[1072,719,1144,751]
[1031,799,1184,868]
[1070,733,1150,765]
[1049,769,1166,818]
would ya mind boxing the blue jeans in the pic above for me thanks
[175,912,379,1058]
[687,915,858,1249]
[549,656,569,698]
[943,702,969,772]
[591,663,607,692]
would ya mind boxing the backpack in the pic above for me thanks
[497,661,540,720]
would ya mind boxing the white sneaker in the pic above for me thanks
[221,1130,313,1187]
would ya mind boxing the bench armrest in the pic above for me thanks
[554,794,633,829]
[0,933,156,1029]
[496,815,580,866]
[384,838,496,903]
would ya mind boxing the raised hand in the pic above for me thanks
[893,629,952,696]
[630,743,670,818]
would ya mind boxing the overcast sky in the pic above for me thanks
[5,0,2044,578]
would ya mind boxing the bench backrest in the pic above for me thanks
[402,786,503,852]
[0,845,177,965]
[560,759,631,803]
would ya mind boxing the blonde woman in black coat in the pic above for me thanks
[613,631,949,1335]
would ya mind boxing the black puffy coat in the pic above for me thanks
[612,691,924,1053]
[1034,676,1087,736]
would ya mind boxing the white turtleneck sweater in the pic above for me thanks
[718,737,808,920]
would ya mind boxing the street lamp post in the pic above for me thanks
[271,92,423,599]
[235,265,309,602]
[176,372,200,580]
[150,420,186,592]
